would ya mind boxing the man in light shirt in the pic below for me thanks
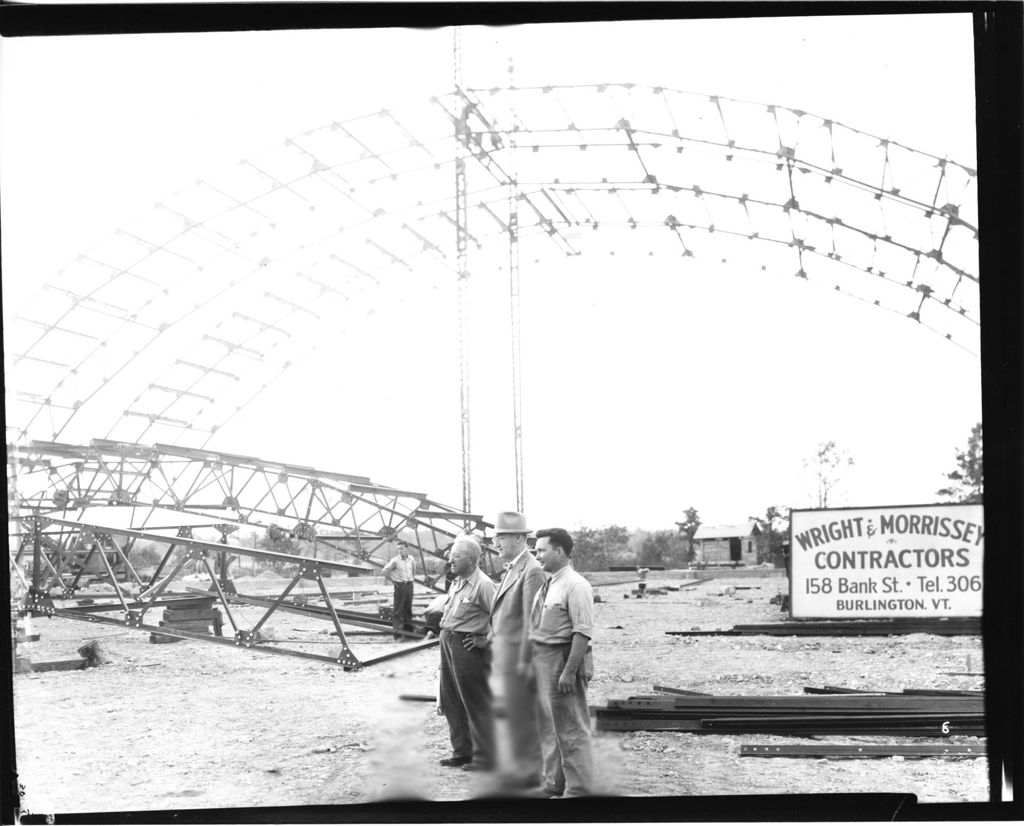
[437,535,497,771]
[521,527,595,798]
[382,540,416,640]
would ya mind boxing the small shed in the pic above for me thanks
[693,521,764,565]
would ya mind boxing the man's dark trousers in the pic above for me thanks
[439,629,496,767]
[392,581,414,635]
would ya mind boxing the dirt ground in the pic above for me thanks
[11,571,988,817]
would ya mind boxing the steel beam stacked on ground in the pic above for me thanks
[665,618,981,636]
[803,685,983,697]
[740,744,986,759]
[593,692,985,736]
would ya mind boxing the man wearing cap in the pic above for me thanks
[521,527,595,798]
[382,541,416,640]
[437,534,498,771]
[487,510,547,789]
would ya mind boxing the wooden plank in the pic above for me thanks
[803,685,884,695]
[149,633,184,644]
[159,619,215,632]
[29,658,87,672]
[652,685,714,697]
[162,607,222,621]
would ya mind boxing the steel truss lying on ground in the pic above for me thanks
[8,439,497,667]
[8,438,496,597]
[16,515,437,670]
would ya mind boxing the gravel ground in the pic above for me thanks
[11,572,988,817]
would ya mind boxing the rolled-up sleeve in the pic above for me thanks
[566,580,594,640]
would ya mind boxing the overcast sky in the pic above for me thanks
[1,13,980,530]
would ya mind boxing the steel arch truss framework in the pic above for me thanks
[15,515,440,670]
[8,439,496,667]
[5,84,978,452]
[9,439,495,590]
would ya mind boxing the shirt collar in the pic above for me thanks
[504,548,530,571]
[454,567,481,587]
[549,564,571,583]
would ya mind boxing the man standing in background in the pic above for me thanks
[488,511,546,790]
[521,527,595,798]
[382,540,416,639]
[437,535,497,771]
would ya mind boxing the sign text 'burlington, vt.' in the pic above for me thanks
[789,503,983,619]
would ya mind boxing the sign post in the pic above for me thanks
[789,503,983,620]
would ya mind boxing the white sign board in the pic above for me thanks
[789,503,983,619]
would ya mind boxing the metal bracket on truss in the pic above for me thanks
[21,587,56,618]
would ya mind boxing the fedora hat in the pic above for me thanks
[493,511,529,535]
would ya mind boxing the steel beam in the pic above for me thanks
[740,744,986,759]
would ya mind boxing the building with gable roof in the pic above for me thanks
[692,521,764,566]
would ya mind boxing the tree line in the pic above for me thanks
[571,422,982,573]
[127,423,982,576]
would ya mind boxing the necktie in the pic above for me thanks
[531,576,551,628]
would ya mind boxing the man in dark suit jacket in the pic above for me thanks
[486,510,547,788]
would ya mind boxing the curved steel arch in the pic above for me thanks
[5,83,978,452]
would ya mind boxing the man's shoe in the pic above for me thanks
[460,761,495,772]
[521,785,561,798]
[439,756,472,767]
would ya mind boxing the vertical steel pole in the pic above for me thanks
[506,59,525,513]
[31,514,42,593]
[454,29,472,513]
[509,187,523,513]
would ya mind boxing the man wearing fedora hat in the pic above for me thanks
[487,510,547,789]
